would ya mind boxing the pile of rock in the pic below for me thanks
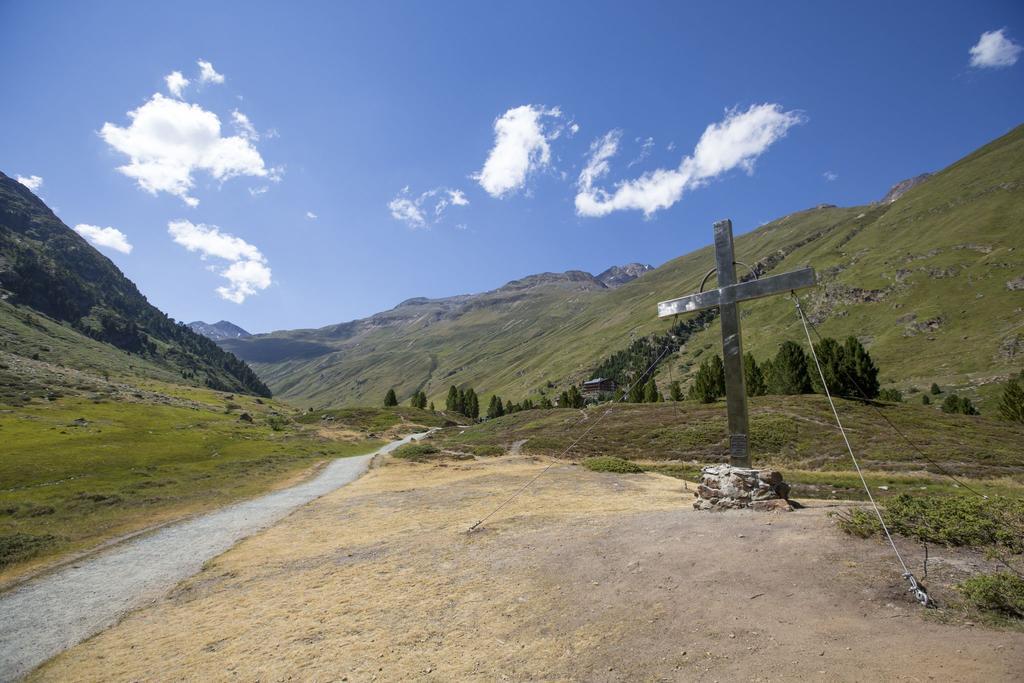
[693,464,792,511]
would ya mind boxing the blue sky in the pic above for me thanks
[2,1,1022,333]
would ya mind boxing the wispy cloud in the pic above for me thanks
[168,219,271,303]
[575,104,805,217]
[164,71,189,99]
[628,137,655,168]
[969,28,1022,68]
[388,186,469,229]
[305,211,318,220]
[474,104,564,198]
[101,93,273,206]
[16,174,43,192]
[197,59,225,84]
[74,224,133,254]
[231,110,259,141]
[823,170,838,182]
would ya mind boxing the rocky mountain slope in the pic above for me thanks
[188,320,252,341]
[597,262,653,288]
[224,125,1024,410]
[0,172,270,396]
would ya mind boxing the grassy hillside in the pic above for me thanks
[0,352,449,581]
[426,398,1024,501]
[0,171,269,397]
[228,125,1024,411]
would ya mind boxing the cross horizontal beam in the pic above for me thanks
[657,267,816,318]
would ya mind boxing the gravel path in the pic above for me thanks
[0,432,429,681]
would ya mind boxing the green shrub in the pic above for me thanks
[959,572,1024,618]
[942,394,979,415]
[921,394,931,405]
[392,442,441,462]
[834,494,1024,551]
[582,456,644,474]
[0,532,60,568]
[267,415,289,431]
[878,388,903,403]
[997,377,1024,423]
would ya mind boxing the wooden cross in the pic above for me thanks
[657,219,816,468]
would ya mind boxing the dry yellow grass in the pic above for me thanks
[33,455,1024,681]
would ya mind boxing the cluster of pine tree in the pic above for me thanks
[558,385,585,409]
[590,311,716,395]
[445,385,480,419]
[478,393,544,419]
[409,391,428,409]
[640,335,882,405]
[625,377,665,403]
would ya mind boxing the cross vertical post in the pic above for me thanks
[656,219,817,472]
[713,220,751,468]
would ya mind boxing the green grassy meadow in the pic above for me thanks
[0,379,452,580]
[428,397,1024,501]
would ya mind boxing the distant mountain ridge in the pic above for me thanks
[597,262,654,288]
[0,172,270,397]
[221,124,1024,409]
[189,320,252,341]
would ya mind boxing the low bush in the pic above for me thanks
[0,532,60,568]
[833,494,1024,551]
[959,572,1024,618]
[582,456,644,474]
[392,442,441,462]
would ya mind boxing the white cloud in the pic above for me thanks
[231,110,259,141]
[628,136,655,168]
[475,104,563,198]
[248,186,269,196]
[969,29,1022,68]
[305,211,318,220]
[569,122,580,136]
[16,174,43,191]
[388,186,469,229]
[575,103,805,217]
[100,93,271,206]
[168,219,271,303]
[823,170,838,182]
[197,59,225,84]
[73,224,133,254]
[165,71,189,99]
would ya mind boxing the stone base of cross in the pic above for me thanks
[657,219,816,510]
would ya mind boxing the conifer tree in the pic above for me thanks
[997,375,1024,423]
[429,401,435,412]
[539,396,553,409]
[669,380,683,401]
[567,384,584,408]
[505,399,514,415]
[465,389,479,419]
[643,377,660,403]
[458,388,467,415]
[743,352,766,397]
[930,382,942,395]
[419,391,428,409]
[921,393,931,405]
[809,337,847,395]
[487,394,505,419]
[446,385,459,412]
[767,342,812,395]
[627,380,644,403]
[559,390,571,407]
[383,388,398,407]
[688,355,725,403]
[843,336,880,399]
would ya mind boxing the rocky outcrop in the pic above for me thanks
[597,263,654,288]
[188,320,252,341]
[693,464,792,511]
[879,173,932,204]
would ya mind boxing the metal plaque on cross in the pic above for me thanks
[657,219,817,468]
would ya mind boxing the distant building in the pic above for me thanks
[582,377,616,397]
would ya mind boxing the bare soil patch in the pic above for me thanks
[33,456,1024,681]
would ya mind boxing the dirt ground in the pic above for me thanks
[33,455,1024,682]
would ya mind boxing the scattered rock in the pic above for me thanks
[238,413,253,423]
[1007,275,1024,291]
